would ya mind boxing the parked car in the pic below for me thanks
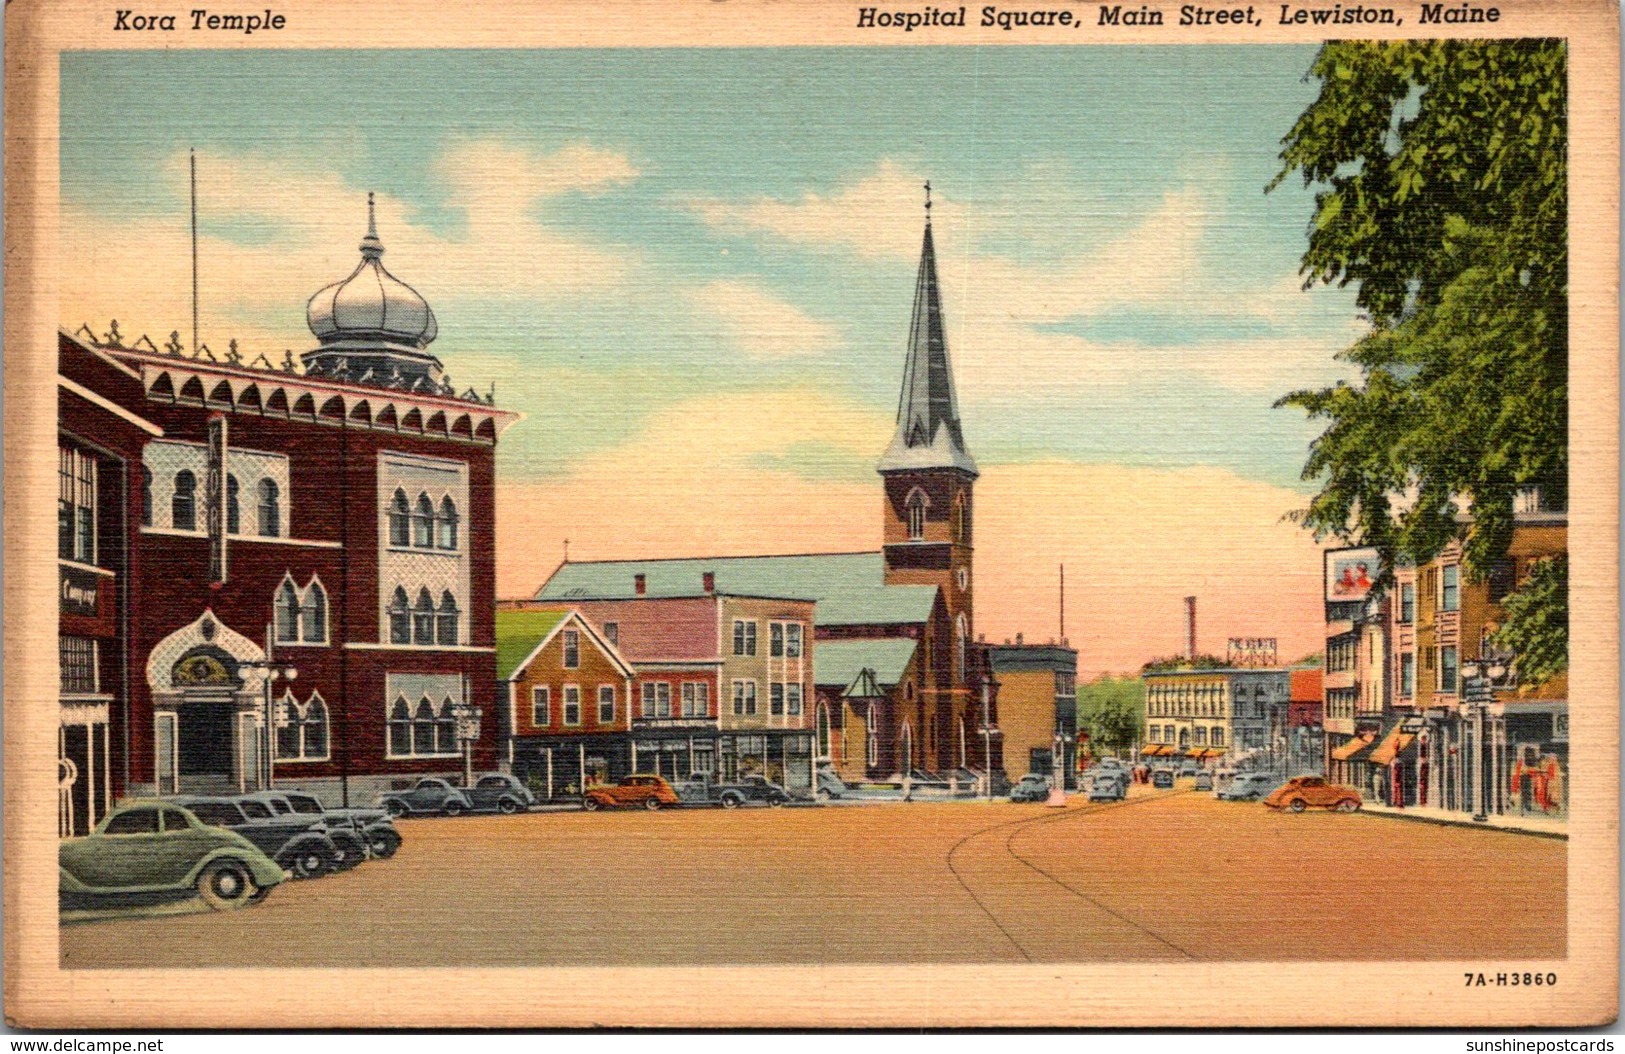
[378,778,474,818]
[1193,771,1214,792]
[1151,768,1176,789]
[60,801,286,912]
[1094,757,1129,774]
[1177,762,1201,778]
[1264,776,1364,813]
[1217,772,1279,801]
[1088,772,1128,802]
[583,774,681,811]
[815,769,849,802]
[242,792,369,871]
[274,789,402,860]
[173,795,341,879]
[464,773,536,814]
[1009,773,1051,802]
[675,773,793,809]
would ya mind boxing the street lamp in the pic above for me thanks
[1460,653,1511,823]
[452,698,484,788]
[239,652,297,792]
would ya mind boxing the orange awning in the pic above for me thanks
[1155,745,1176,756]
[1367,728,1417,766]
[1202,748,1224,759]
[1184,747,1206,758]
[1331,734,1376,761]
[1141,744,1163,756]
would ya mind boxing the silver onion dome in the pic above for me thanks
[306,193,438,349]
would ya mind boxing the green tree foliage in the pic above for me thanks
[1076,676,1143,750]
[1491,555,1568,684]
[1139,654,1234,673]
[1271,40,1567,579]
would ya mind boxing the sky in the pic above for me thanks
[60,47,1363,675]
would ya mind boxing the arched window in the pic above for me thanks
[905,488,927,541]
[412,588,435,645]
[226,475,240,535]
[437,496,459,551]
[388,587,410,645]
[899,724,913,772]
[436,591,460,645]
[387,489,410,547]
[275,579,300,643]
[276,693,301,760]
[257,479,281,538]
[388,697,411,756]
[412,697,436,754]
[303,694,329,759]
[865,704,879,768]
[436,698,457,754]
[412,493,435,548]
[953,491,967,543]
[955,613,968,685]
[141,467,153,528]
[172,470,197,531]
[301,580,327,643]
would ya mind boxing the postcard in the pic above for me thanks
[4,0,1618,1030]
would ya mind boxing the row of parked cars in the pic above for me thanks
[59,790,405,915]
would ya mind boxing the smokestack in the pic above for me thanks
[1059,564,1065,640]
[1184,596,1197,659]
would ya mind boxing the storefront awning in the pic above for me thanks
[1367,727,1417,767]
[1331,734,1376,762]
[1184,747,1206,758]
[1203,748,1224,759]
[1140,744,1163,756]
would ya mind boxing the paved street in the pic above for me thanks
[60,787,1565,968]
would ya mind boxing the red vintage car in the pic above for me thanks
[1264,776,1363,813]
[582,774,681,812]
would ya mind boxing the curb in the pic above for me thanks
[1358,806,1568,841]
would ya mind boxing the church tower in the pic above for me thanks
[877,184,978,767]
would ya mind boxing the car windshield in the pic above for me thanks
[263,798,291,814]
[103,809,160,834]
[238,800,273,819]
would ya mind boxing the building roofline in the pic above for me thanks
[553,549,882,567]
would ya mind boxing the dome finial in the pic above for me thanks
[360,191,384,259]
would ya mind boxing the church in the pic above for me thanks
[528,195,1001,783]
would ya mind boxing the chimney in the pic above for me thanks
[634,574,647,596]
[1015,632,1024,646]
[1184,596,1197,659]
[702,571,715,593]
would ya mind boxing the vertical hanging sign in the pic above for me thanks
[207,414,229,584]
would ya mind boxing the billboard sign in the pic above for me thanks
[1325,546,1381,603]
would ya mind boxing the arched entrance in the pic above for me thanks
[146,610,269,794]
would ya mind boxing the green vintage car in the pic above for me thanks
[60,800,287,911]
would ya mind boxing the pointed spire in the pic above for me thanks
[360,191,384,259]
[877,184,977,477]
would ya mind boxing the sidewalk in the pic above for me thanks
[1358,800,1567,839]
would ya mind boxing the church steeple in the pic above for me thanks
[877,182,978,478]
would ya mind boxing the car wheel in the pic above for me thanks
[582,796,602,812]
[197,859,256,910]
[1335,798,1361,813]
[1288,798,1308,813]
[368,829,402,859]
[769,798,786,808]
[292,844,335,879]
[720,795,741,809]
[815,789,831,803]
[499,798,521,815]
[247,883,273,905]
[385,799,410,819]
[643,797,663,811]
[330,836,364,871]
[442,799,467,817]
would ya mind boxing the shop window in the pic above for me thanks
[257,479,281,538]
[172,470,197,532]
[531,686,550,726]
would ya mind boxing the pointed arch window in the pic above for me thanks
[387,489,410,547]
[388,587,411,644]
[437,496,459,551]
[276,694,302,761]
[436,591,460,645]
[141,467,153,528]
[277,693,329,760]
[388,697,412,756]
[412,588,436,645]
[303,694,329,758]
[906,488,927,541]
[226,475,241,535]
[412,697,436,754]
[275,579,301,643]
[953,491,968,544]
[866,704,879,768]
[412,493,435,548]
[301,580,328,643]
[436,698,457,754]
[257,479,281,538]
[955,613,968,685]
[172,470,197,532]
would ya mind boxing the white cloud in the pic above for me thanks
[686,280,840,359]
